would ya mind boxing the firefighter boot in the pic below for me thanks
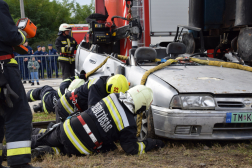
[31,146,55,159]
[33,103,42,113]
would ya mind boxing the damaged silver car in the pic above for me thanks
[75,25,252,141]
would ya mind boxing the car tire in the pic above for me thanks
[138,107,156,141]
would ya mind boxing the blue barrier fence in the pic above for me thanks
[15,55,62,81]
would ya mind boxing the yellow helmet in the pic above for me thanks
[106,74,129,94]
[127,85,153,114]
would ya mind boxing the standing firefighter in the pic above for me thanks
[0,1,40,168]
[31,85,165,156]
[55,23,78,80]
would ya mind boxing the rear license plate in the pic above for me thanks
[226,113,252,123]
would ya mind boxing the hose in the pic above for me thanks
[85,56,110,78]
[190,57,252,72]
[117,55,129,60]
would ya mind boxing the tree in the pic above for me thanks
[4,0,94,49]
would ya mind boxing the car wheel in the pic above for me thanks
[138,107,156,141]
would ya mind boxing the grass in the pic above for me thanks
[3,140,252,167]
[32,112,56,122]
[5,110,252,167]
[4,93,252,167]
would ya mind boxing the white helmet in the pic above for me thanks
[127,85,153,114]
[59,23,71,31]
[67,79,85,92]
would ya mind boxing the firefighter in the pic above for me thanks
[31,85,165,156]
[55,23,78,80]
[0,1,40,168]
[27,76,84,114]
[56,74,129,122]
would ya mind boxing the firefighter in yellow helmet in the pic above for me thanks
[56,74,129,122]
[55,23,78,80]
[30,85,165,157]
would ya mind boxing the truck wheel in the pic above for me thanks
[138,107,156,141]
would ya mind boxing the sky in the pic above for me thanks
[57,0,92,5]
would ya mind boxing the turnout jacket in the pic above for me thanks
[55,34,77,63]
[61,93,158,155]
[27,76,80,113]
[0,0,23,56]
[57,76,80,98]
[57,76,109,120]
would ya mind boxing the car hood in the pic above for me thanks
[140,65,252,94]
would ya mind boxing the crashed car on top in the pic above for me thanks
[75,25,252,141]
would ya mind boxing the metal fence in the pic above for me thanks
[15,55,62,81]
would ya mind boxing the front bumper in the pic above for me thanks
[152,105,252,140]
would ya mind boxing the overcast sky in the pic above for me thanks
[57,0,92,5]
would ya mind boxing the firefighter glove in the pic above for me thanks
[154,139,165,149]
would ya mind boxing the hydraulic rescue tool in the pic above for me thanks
[84,0,142,54]
[14,18,37,54]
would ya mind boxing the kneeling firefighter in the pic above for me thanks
[56,74,129,122]
[27,76,84,114]
[31,85,165,156]
[0,1,40,167]
[55,23,78,80]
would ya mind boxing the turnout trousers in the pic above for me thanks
[31,124,71,155]
[0,64,32,166]
[59,61,75,80]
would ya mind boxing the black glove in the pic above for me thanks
[99,142,118,153]
[154,139,165,149]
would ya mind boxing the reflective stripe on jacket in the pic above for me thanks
[57,76,109,121]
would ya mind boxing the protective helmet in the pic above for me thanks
[106,74,129,94]
[127,85,153,114]
[59,23,71,31]
[67,79,85,92]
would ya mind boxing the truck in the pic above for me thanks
[82,0,189,56]
[188,0,252,65]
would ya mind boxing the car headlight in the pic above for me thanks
[170,95,216,110]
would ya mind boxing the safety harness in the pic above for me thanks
[77,114,103,150]
[69,90,82,111]
[69,112,103,153]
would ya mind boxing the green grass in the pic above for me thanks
[32,112,56,122]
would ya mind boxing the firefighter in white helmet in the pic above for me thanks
[55,23,78,80]
[30,85,165,156]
